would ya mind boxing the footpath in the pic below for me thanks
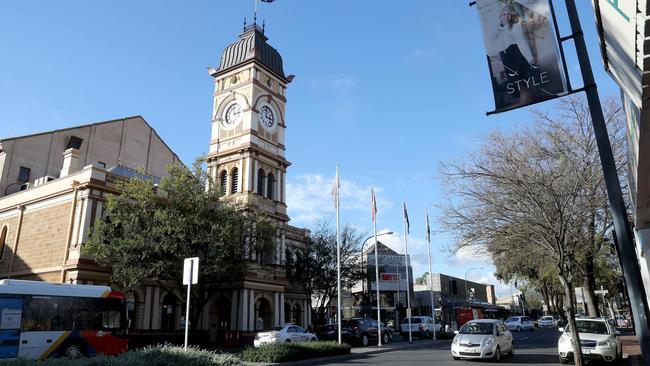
[621,334,644,366]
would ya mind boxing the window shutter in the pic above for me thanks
[231,168,239,194]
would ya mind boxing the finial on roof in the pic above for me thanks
[243,17,247,32]
[262,19,265,33]
[253,12,257,26]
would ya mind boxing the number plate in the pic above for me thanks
[581,348,591,354]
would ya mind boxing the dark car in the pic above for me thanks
[315,324,338,341]
[341,318,391,346]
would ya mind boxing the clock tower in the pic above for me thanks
[206,22,293,222]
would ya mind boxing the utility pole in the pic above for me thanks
[564,0,650,362]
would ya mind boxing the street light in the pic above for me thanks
[464,266,484,308]
[359,231,393,315]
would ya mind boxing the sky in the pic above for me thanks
[0,1,622,299]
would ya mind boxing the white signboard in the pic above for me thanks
[183,257,199,285]
[593,0,642,107]
[366,255,410,267]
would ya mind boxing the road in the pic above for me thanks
[301,328,562,366]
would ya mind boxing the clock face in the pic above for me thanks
[223,103,242,127]
[259,105,275,128]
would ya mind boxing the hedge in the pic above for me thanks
[240,341,351,363]
[4,345,241,366]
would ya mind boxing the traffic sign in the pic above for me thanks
[183,257,199,285]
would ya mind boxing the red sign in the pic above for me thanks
[381,273,399,281]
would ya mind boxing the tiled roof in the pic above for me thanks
[217,24,286,80]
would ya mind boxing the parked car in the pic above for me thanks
[315,324,338,341]
[400,316,443,338]
[538,316,556,328]
[253,324,317,347]
[505,316,534,332]
[451,319,514,361]
[557,317,622,363]
[614,315,630,328]
[341,318,391,346]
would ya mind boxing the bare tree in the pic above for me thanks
[438,96,625,366]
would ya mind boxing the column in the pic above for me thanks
[240,289,249,331]
[303,300,309,327]
[151,287,161,330]
[249,290,256,331]
[143,286,152,330]
[230,289,239,331]
[275,168,281,201]
[280,293,285,324]
[281,234,286,263]
[77,197,93,245]
[274,293,280,326]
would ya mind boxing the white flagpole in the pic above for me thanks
[402,200,413,343]
[335,165,342,344]
[372,185,382,347]
[426,209,436,341]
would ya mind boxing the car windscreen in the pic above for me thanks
[565,321,609,335]
[269,326,284,331]
[459,322,494,335]
[540,316,552,321]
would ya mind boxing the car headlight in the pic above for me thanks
[558,335,571,345]
[597,340,615,347]
[484,338,494,346]
[452,337,459,345]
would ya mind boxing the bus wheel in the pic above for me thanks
[62,343,84,359]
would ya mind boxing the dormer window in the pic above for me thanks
[18,166,31,182]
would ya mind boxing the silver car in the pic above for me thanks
[451,319,514,361]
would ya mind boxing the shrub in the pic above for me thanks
[240,341,351,363]
[3,345,241,366]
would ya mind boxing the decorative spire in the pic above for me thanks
[243,17,247,32]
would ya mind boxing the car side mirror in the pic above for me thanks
[558,327,564,332]
[454,330,459,335]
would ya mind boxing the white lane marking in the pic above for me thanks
[520,336,529,341]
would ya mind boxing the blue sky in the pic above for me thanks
[0,1,621,298]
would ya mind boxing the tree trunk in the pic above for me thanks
[558,273,583,366]
[541,283,551,314]
[582,270,600,317]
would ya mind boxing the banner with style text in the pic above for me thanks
[476,0,568,113]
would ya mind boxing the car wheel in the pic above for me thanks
[559,356,568,364]
[382,333,390,344]
[493,346,501,362]
[516,326,521,332]
[62,343,84,359]
[361,334,369,347]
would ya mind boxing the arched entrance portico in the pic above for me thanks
[208,296,231,343]
[254,297,273,330]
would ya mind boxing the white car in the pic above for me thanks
[451,319,514,361]
[538,316,555,328]
[253,324,318,347]
[400,316,442,338]
[505,316,534,332]
[558,317,622,363]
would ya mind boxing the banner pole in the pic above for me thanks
[564,0,650,363]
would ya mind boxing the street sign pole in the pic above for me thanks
[183,257,199,351]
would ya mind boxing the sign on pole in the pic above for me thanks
[475,0,568,113]
[183,257,199,285]
[183,257,199,351]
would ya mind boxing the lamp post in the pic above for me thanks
[464,267,483,308]
[360,231,393,316]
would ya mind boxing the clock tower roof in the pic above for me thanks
[216,23,287,82]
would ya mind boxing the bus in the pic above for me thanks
[0,279,128,360]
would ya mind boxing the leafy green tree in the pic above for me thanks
[85,161,274,329]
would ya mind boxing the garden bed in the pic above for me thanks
[240,341,351,363]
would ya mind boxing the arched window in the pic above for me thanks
[0,226,6,261]
[231,168,239,194]
[257,169,265,195]
[266,173,274,200]
[219,170,227,195]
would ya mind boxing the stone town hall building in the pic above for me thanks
[0,22,312,339]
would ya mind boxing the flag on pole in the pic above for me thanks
[371,185,377,223]
[403,201,410,234]
[331,165,340,208]
[425,209,431,243]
